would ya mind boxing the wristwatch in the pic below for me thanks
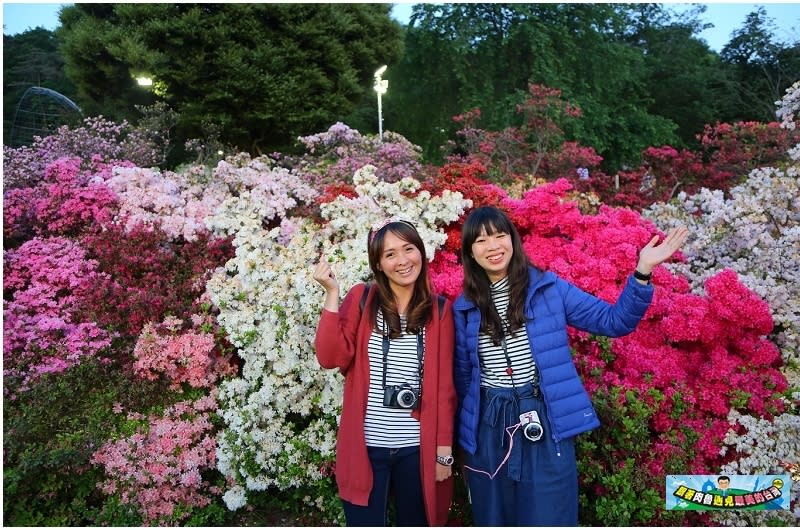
[436,454,454,466]
[633,269,652,282]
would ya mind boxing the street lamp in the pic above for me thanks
[373,65,388,141]
[136,76,153,87]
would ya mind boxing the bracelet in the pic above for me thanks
[436,454,454,466]
[633,269,652,282]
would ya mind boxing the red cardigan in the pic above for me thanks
[314,283,456,526]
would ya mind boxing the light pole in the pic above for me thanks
[373,65,388,141]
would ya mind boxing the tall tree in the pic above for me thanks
[57,3,403,154]
[719,7,800,122]
[624,3,729,148]
[389,3,679,170]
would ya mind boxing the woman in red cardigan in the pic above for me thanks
[313,219,456,526]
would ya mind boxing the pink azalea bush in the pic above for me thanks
[3,236,115,390]
[133,315,237,390]
[3,156,120,246]
[91,394,222,526]
[3,114,166,190]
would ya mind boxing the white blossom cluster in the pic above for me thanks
[106,152,317,242]
[207,165,470,511]
[711,407,800,526]
[776,80,800,132]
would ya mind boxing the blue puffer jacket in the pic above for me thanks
[453,267,653,454]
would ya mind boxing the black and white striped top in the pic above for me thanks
[478,276,538,388]
[364,311,423,447]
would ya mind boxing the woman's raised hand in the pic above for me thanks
[313,254,340,293]
[636,226,689,274]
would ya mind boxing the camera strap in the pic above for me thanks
[380,317,424,389]
[464,422,522,480]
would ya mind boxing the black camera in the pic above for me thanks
[383,383,420,410]
[519,410,544,442]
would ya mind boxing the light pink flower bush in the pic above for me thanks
[292,122,425,187]
[91,394,221,525]
[133,316,237,390]
[3,115,164,190]
[107,152,317,242]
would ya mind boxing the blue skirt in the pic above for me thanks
[463,383,578,526]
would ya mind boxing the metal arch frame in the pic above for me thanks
[9,86,83,147]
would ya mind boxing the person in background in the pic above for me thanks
[453,205,688,526]
[313,218,456,526]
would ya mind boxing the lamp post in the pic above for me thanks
[373,65,388,141]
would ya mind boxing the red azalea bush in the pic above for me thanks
[448,84,799,214]
[79,223,233,341]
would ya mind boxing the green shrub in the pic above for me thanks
[3,358,177,525]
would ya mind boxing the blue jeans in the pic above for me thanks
[342,445,427,526]
[464,384,578,526]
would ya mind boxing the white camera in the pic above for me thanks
[519,410,543,442]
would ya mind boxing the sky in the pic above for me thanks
[2,1,798,51]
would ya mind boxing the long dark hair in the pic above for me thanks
[367,220,433,337]
[460,206,531,345]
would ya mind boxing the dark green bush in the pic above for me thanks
[3,358,176,526]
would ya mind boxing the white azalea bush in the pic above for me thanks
[714,408,800,525]
[206,165,470,518]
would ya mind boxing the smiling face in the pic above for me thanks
[471,226,514,283]
[378,230,423,291]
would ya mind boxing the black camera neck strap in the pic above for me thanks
[380,319,424,389]
[501,336,522,401]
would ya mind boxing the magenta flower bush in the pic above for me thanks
[3,156,120,246]
[3,236,115,390]
[421,160,795,523]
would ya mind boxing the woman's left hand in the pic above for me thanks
[435,462,452,482]
[636,226,689,275]
[435,445,453,482]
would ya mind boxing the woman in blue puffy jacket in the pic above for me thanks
[453,206,687,526]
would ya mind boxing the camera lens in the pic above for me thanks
[397,388,416,408]
[523,422,543,442]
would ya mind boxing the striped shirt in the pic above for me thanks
[478,276,538,388]
[364,311,423,447]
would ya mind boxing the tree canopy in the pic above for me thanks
[6,2,798,171]
[56,3,404,154]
